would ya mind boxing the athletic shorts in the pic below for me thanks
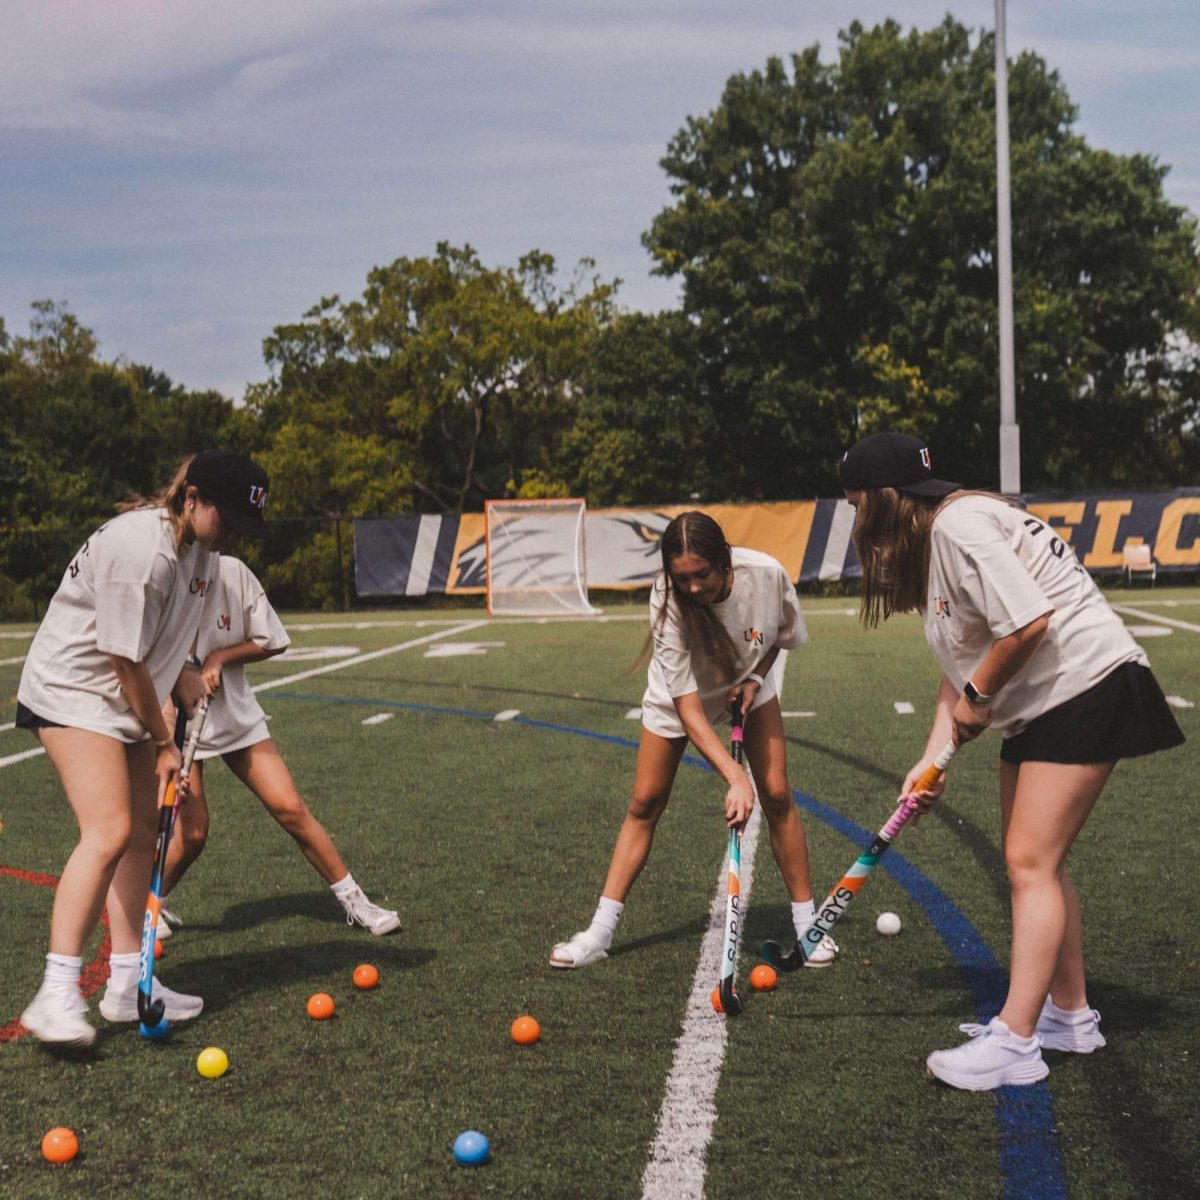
[15,701,64,731]
[1000,662,1185,765]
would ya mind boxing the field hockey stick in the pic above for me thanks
[759,739,957,973]
[717,698,747,1017]
[138,696,209,1029]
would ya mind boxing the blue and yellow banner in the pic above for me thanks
[353,489,1200,596]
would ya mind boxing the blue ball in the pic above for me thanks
[453,1130,490,1167]
[139,1018,171,1040]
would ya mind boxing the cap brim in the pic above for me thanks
[217,505,269,540]
[896,478,959,497]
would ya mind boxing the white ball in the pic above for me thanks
[876,911,902,936]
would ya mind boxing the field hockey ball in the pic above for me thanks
[453,1130,490,1166]
[750,964,778,991]
[353,964,379,990]
[511,1015,541,1045]
[41,1127,78,1164]
[876,911,902,936]
[307,992,335,1020]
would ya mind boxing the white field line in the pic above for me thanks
[641,650,789,1200]
[0,746,45,768]
[1111,604,1200,634]
[362,713,394,726]
[0,622,488,772]
[250,621,489,694]
[0,721,14,733]
[493,709,520,722]
[1,655,27,666]
[641,800,763,1200]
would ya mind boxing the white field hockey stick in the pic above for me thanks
[760,740,957,973]
[716,698,747,1017]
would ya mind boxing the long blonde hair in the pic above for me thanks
[116,455,195,551]
[852,489,1016,626]
[631,511,741,682]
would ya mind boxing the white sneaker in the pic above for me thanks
[99,977,204,1023]
[549,929,609,969]
[160,905,183,931]
[1036,998,1107,1053]
[155,914,172,940]
[20,983,96,1047]
[338,887,401,935]
[801,932,839,969]
[926,1017,1049,1090]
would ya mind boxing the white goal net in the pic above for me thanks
[485,498,602,617]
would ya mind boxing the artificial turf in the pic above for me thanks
[1,592,1197,1198]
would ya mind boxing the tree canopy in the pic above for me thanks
[644,16,1200,493]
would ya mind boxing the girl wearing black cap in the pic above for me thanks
[15,450,268,1046]
[840,432,1183,1091]
[549,510,837,971]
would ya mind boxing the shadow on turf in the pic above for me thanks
[607,916,710,958]
[160,939,435,1016]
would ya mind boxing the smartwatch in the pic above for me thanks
[963,680,992,706]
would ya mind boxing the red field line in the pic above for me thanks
[0,864,112,1045]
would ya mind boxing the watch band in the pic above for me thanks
[964,679,992,706]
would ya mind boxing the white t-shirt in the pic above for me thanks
[641,547,808,738]
[924,495,1147,733]
[18,508,217,742]
[191,557,289,759]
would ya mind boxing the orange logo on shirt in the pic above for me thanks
[217,613,231,631]
[190,577,209,596]
[743,628,764,646]
[935,596,951,619]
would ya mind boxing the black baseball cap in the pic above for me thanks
[185,450,270,539]
[839,432,959,498]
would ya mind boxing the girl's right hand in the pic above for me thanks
[724,772,755,829]
[901,759,947,816]
[154,741,182,807]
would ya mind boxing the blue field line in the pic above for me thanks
[272,692,1066,1199]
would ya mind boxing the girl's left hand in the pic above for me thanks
[951,693,993,744]
[172,666,208,716]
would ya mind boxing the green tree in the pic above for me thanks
[644,17,1200,492]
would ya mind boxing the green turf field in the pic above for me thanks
[2,592,1197,1198]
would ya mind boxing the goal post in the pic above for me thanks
[484,498,602,617]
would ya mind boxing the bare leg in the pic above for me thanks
[223,740,348,884]
[998,758,1114,1036]
[39,728,135,956]
[103,739,161,955]
[599,728,687,902]
[743,697,813,901]
[162,761,210,895]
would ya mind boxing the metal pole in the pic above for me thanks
[995,0,1021,493]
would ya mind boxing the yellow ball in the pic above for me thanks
[196,1047,229,1079]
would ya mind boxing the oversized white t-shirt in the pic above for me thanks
[924,495,1147,733]
[641,546,808,738]
[18,508,217,742]
[191,556,289,759]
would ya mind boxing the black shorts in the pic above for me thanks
[1000,662,1185,766]
[14,702,64,731]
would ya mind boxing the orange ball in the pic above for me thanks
[41,1127,78,1164]
[710,986,724,1014]
[353,964,379,990]
[750,964,778,992]
[154,939,164,960]
[510,1015,541,1045]
[306,992,335,1020]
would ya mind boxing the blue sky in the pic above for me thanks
[2,1,1197,399]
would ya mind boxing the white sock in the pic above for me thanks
[107,952,140,993]
[791,899,817,940]
[44,953,83,989]
[1046,997,1092,1023]
[331,874,357,900]
[586,897,624,950]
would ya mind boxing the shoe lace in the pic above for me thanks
[958,1022,990,1038]
[343,888,389,926]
